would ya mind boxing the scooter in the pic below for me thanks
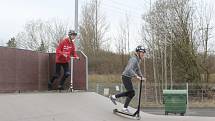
[113,78,144,120]
[68,57,80,92]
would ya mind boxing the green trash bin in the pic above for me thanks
[163,90,187,116]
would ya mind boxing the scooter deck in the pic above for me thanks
[113,109,141,119]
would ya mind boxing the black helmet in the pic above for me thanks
[136,45,146,53]
[68,30,77,36]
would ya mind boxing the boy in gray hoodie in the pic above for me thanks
[110,45,146,113]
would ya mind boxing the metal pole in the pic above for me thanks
[95,0,98,53]
[70,58,74,92]
[164,36,167,89]
[170,34,173,89]
[144,56,147,102]
[75,0,79,49]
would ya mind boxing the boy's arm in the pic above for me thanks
[136,63,146,81]
[56,41,64,56]
[125,58,136,76]
[137,64,143,77]
[71,42,79,59]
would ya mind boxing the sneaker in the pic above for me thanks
[121,108,131,114]
[58,85,64,90]
[109,95,117,105]
[48,83,52,91]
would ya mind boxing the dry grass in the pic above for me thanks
[89,74,141,84]
[190,99,215,108]
[89,74,122,83]
[209,73,215,83]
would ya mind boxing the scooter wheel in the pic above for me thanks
[113,109,118,113]
[136,115,141,120]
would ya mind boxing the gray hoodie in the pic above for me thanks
[122,55,143,78]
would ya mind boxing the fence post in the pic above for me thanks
[144,82,147,103]
[137,83,140,104]
[201,87,204,102]
[96,83,99,94]
[120,84,123,102]
[186,83,189,111]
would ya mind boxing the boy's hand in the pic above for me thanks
[63,53,68,58]
[142,77,146,81]
[136,76,146,81]
[136,76,142,80]
[75,57,80,60]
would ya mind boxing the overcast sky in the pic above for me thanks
[0,0,214,51]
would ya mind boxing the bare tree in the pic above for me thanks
[46,19,68,52]
[115,20,127,68]
[140,0,213,104]
[7,37,17,48]
[197,0,214,83]
[141,0,209,86]
[114,13,132,69]
[16,19,68,52]
[79,0,109,56]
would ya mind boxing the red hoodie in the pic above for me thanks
[56,37,78,63]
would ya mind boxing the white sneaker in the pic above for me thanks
[109,95,117,105]
[121,108,131,114]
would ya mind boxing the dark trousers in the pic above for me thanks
[48,63,70,88]
[115,76,135,108]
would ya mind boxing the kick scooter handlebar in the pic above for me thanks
[71,57,80,60]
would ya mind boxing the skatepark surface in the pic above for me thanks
[0,92,214,121]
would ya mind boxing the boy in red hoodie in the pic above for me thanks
[48,30,79,90]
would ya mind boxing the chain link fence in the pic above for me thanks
[88,82,215,108]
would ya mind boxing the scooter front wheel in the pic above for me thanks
[136,114,141,120]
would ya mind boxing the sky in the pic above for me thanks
[0,0,215,52]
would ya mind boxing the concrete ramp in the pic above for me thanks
[0,92,214,121]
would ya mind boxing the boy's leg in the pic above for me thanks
[115,76,133,98]
[48,63,61,90]
[121,76,135,108]
[124,90,135,108]
[115,76,135,109]
[59,62,70,90]
[110,76,133,105]
[115,91,131,98]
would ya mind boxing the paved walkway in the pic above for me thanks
[0,92,214,121]
[143,107,215,117]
